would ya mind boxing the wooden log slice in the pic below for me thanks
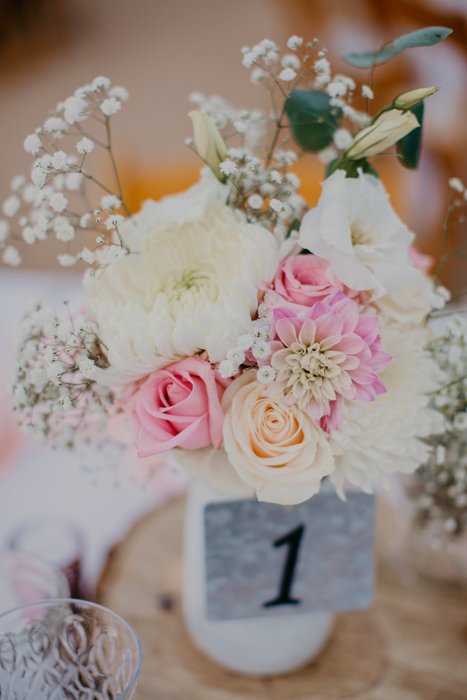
[98,496,467,700]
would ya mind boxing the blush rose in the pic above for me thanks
[265,254,343,311]
[124,356,227,456]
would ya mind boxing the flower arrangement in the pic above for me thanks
[4,27,466,507]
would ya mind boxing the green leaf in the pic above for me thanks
[342,25,453,69]
[325,158,341,177]
[326,158,379,178]
[393,26,453,50]
[342,46,402,68]
[357,159,379,178]
[285,90,342,152]
[396,102,424,169]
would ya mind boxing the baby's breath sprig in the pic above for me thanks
[220,146,305,241]
[407,313,467,541]
[0,77,131,269]
[187,37,371,243]
[12,301,115,449]
[241,37,370,164]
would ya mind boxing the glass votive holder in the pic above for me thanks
[0,550,69,615]
[0,598,143,699]
[8,518,84,598]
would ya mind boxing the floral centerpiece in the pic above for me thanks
[5,29,455,505]
[3,25,466,676]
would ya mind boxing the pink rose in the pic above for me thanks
[124,357,227,456]
[266,254,343,310]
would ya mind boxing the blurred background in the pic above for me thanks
[0,0,466,268]
[0,0,466,598]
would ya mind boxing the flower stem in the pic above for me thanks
[104,118,131,217]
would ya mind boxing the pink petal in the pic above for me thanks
[368,349,393,372]
[353,384,376,402]
[349,367,378,385]
[308,300,330,320]
[372,376,387,396]
[298,318,316,346]
[276,318,299,346]
[315,312,343,340]
[335,333,366,355]
[355,315,379,345]
[326,396,345,431]
[340,355,360,370]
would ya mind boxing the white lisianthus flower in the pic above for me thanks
[299,171,418,296]
[329,323,445,496]
[344,108,419,160]
[189,110,228,181]
[222,372,335,504]
[86,196,278,384]
[393,87,438,111]
[375,267,434,324]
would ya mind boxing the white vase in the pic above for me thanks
[182,470,335,677]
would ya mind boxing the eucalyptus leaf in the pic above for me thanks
[342,25,453,69]
[285,90,342,152]
[396,102,424,169]
[342,46,402,69]
[392,26,452,50]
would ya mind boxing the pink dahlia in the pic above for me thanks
[271,292,392,431]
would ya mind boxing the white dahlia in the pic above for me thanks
[299,171,419,297]
[85,196,278,384]
[121,167,228,252]
[329,322,445,495]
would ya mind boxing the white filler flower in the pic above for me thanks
[85,190,278,384]
[299,171,418,296]
[329,323,445,495]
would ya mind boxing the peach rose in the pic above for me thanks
[124,357,227,456]
[222,371,335,504]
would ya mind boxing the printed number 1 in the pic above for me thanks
[263,524,305,608]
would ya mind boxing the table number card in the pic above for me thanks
[204,489,375,621]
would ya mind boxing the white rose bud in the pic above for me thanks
[345,109,419,160]
[189,110,228,181]
[393,86,438,111]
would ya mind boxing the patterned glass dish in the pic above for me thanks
[0,598,142,699]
